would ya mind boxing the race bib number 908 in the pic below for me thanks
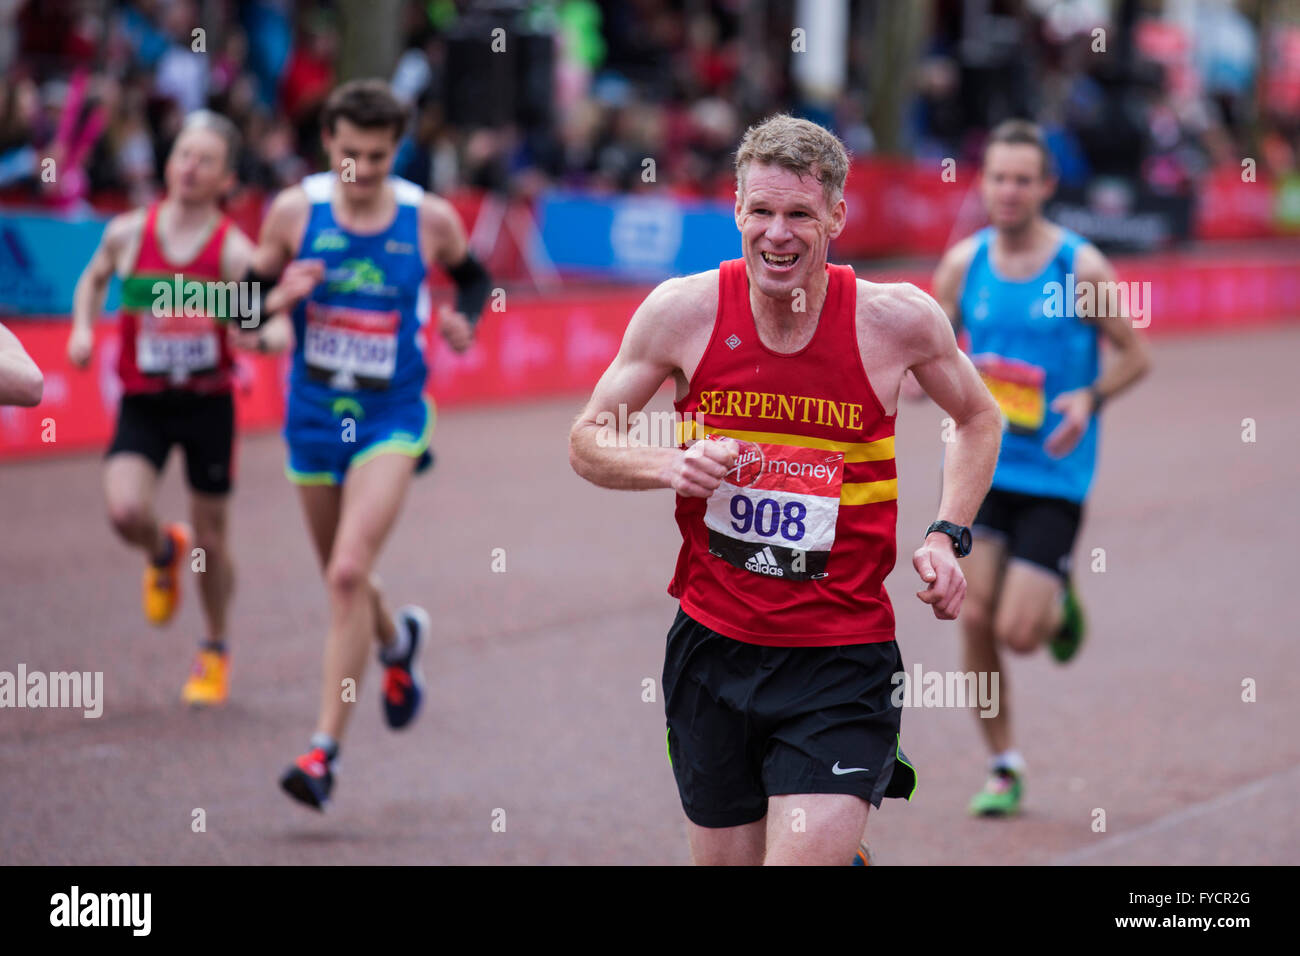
[703,435,844,580]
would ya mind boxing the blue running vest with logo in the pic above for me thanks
[289,173,430,409]
[959,226,1099,503]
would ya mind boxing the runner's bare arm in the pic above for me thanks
[252,187,316,317]
[905,285,1001,526]
[251,186,307,279]
[901,284,1002,619]
[420,194,469,268]
[68,211,141,367]
[931,235,979,334]
[900,235,978,403]
[219,226,256,281]
[1072,243,1152,401]
[230,188,311,351]
[1044,244,1152,458]
[0,321,44,406]
[420,194,481,352]
[570,275,736,494]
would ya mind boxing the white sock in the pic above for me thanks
[991,750,1026,773]
[309,732,338,760]
[380,614,411,663]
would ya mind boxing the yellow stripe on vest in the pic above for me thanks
[676,420,894,463]
[840,479,899,506]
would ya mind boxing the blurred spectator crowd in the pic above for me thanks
[0,0,1296,216]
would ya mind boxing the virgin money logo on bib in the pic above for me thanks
[729,440,765,486]
[703,435,844,581]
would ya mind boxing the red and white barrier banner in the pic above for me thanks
[864,253,1300,335]
[3,253,1298,462]
[1,287,648,461]
[0,321,286,460]
[424,288,644,405]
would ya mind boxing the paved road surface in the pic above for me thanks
[1,324,1295,864]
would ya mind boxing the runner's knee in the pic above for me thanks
[997,616,1041,655]
[106,500,150,540]
[192,527,226,563]
[961,592,996,640]
[325,554,369,599]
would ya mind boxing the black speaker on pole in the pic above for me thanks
[444,12,518,128]
[514,32,554,131]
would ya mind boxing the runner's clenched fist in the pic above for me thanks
[670,437,738,497]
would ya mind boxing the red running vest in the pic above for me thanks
[668,258,898,647]
[116,203,236,395]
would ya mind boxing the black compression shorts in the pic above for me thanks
[662,607,917,829]
[972,487,1083,580]
[106,391,235,495]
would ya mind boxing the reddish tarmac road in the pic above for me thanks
[1,323,1297,865]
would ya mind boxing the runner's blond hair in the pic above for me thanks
[734,115,849,207]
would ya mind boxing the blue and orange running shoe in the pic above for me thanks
[381,605,429,729]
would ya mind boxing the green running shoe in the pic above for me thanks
[1049,580,1086,663]
[969,767,1023,816]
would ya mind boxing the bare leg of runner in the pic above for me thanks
[104,454,167,558]
[297,483,398,649]
[961,535,1011,754]
[765,794,869,865]
[686,819,766,866]
[189,491,234,642]
[312,453,414,742]
[994,561,1065,655]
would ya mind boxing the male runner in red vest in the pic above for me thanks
[68,110,258,706]
[570,115,1003,865]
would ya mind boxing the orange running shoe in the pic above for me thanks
[181,647,229,706]
[143,523,189,626]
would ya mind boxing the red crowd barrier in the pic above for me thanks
[3,249,1297,462]
[0,322,287,460]
[0,286,649,462]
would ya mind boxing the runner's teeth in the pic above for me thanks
[763,253,797,265]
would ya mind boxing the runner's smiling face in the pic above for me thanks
[981,143,1056,233]
[164,128,234,205]
[736,162,845,302]
[323,118,399,201]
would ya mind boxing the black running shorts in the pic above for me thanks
[972,487,1083,580]
[106,391,236,495]
[662,607,917,829]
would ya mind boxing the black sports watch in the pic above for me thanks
[925,520,972,558]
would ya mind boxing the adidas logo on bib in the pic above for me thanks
[744,546,784,577]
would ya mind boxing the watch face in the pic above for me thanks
[959,527,972,556]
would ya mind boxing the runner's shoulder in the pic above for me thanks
[622,271,717,364]
[96,209,147,274]
[1071,238,1113,283]
[933,233,982,286]
[640,270,718,330]
[258,183,313,253]
[855,278,947,350]
[265,183,312,226]
[101,208,147,249]
[415,188,457,225]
